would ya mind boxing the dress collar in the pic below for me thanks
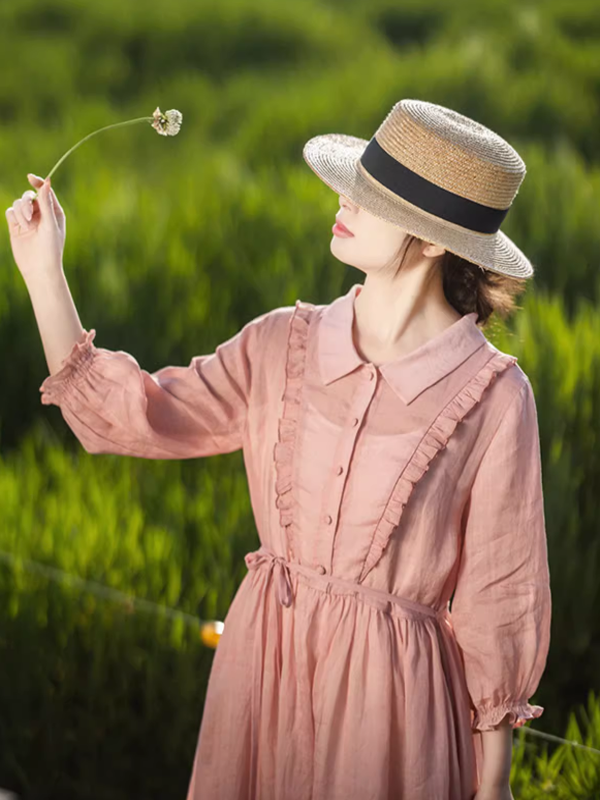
[318,284,487,404]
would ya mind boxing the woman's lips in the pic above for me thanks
[332,221,354,237]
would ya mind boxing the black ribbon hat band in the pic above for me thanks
[359,137,510,235]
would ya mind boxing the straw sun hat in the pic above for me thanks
[302,98,534,279]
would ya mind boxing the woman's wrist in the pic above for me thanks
[479,714,513,787]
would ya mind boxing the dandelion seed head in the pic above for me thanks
[151,107,183,137]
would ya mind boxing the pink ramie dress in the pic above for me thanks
[39,283,552,800]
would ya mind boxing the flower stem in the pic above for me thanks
[44,116,153,181]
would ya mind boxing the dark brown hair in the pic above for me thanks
[394,234,529,330]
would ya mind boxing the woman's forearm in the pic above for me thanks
[479,713,513,787]
[25,266,85,377]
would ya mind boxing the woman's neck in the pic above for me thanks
[351,276,462,366]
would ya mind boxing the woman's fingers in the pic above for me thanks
[12,198,32,231]
[49,188,64,222]
[5,175,49,238]
[20,190,36,221]
[6,176,63,238]
[27,173,44,188]
[5,206,20,235]
[25,177,63,225]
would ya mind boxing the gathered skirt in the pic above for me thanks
[185,547,479,800]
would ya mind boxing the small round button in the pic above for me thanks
[324,514,333,525]
[351,417,359,427]
[367,370,375,381]
[336,465,344,476]
[315,564,326,575]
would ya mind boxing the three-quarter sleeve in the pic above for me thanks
[39,316,265,459]
[449,378,552,732]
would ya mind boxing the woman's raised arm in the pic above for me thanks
[37,315,265,460]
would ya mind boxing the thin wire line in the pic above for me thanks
[517,725,600,755]
[0,548,201,628]
[0,547,598,757]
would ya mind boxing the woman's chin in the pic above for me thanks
[330,236,355,254]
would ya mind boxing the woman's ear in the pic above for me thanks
[422,242,446,258]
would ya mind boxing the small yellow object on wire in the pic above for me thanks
[200,621,225,649]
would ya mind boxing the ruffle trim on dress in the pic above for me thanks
[472,700,544,732]
[273,300,315,559]
[359,350,519,582]
[39,329,98,406]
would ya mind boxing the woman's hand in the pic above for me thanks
[474,782,514,800]
[5,174,66,283]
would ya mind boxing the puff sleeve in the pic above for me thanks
[448,378,552,732]
[39,316,265,459]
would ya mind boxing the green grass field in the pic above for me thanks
[1,0,600,795]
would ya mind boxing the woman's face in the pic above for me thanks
[331,194,445,276]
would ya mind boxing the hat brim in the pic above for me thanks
[302,133,534,279]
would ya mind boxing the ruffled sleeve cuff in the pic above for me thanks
[472,699,544,732]
[39,329,97,406]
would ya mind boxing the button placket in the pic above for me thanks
[317,366,379,572]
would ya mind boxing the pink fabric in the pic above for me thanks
[39,283,552,800]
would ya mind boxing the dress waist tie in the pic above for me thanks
[244,544,449,622]
[244,546,294,607]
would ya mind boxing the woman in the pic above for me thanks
[6,98,551,800]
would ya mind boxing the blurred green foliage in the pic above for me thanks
[511,690,600,798]
[1,0,600,796]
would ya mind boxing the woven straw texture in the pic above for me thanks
[303,99,534,279]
